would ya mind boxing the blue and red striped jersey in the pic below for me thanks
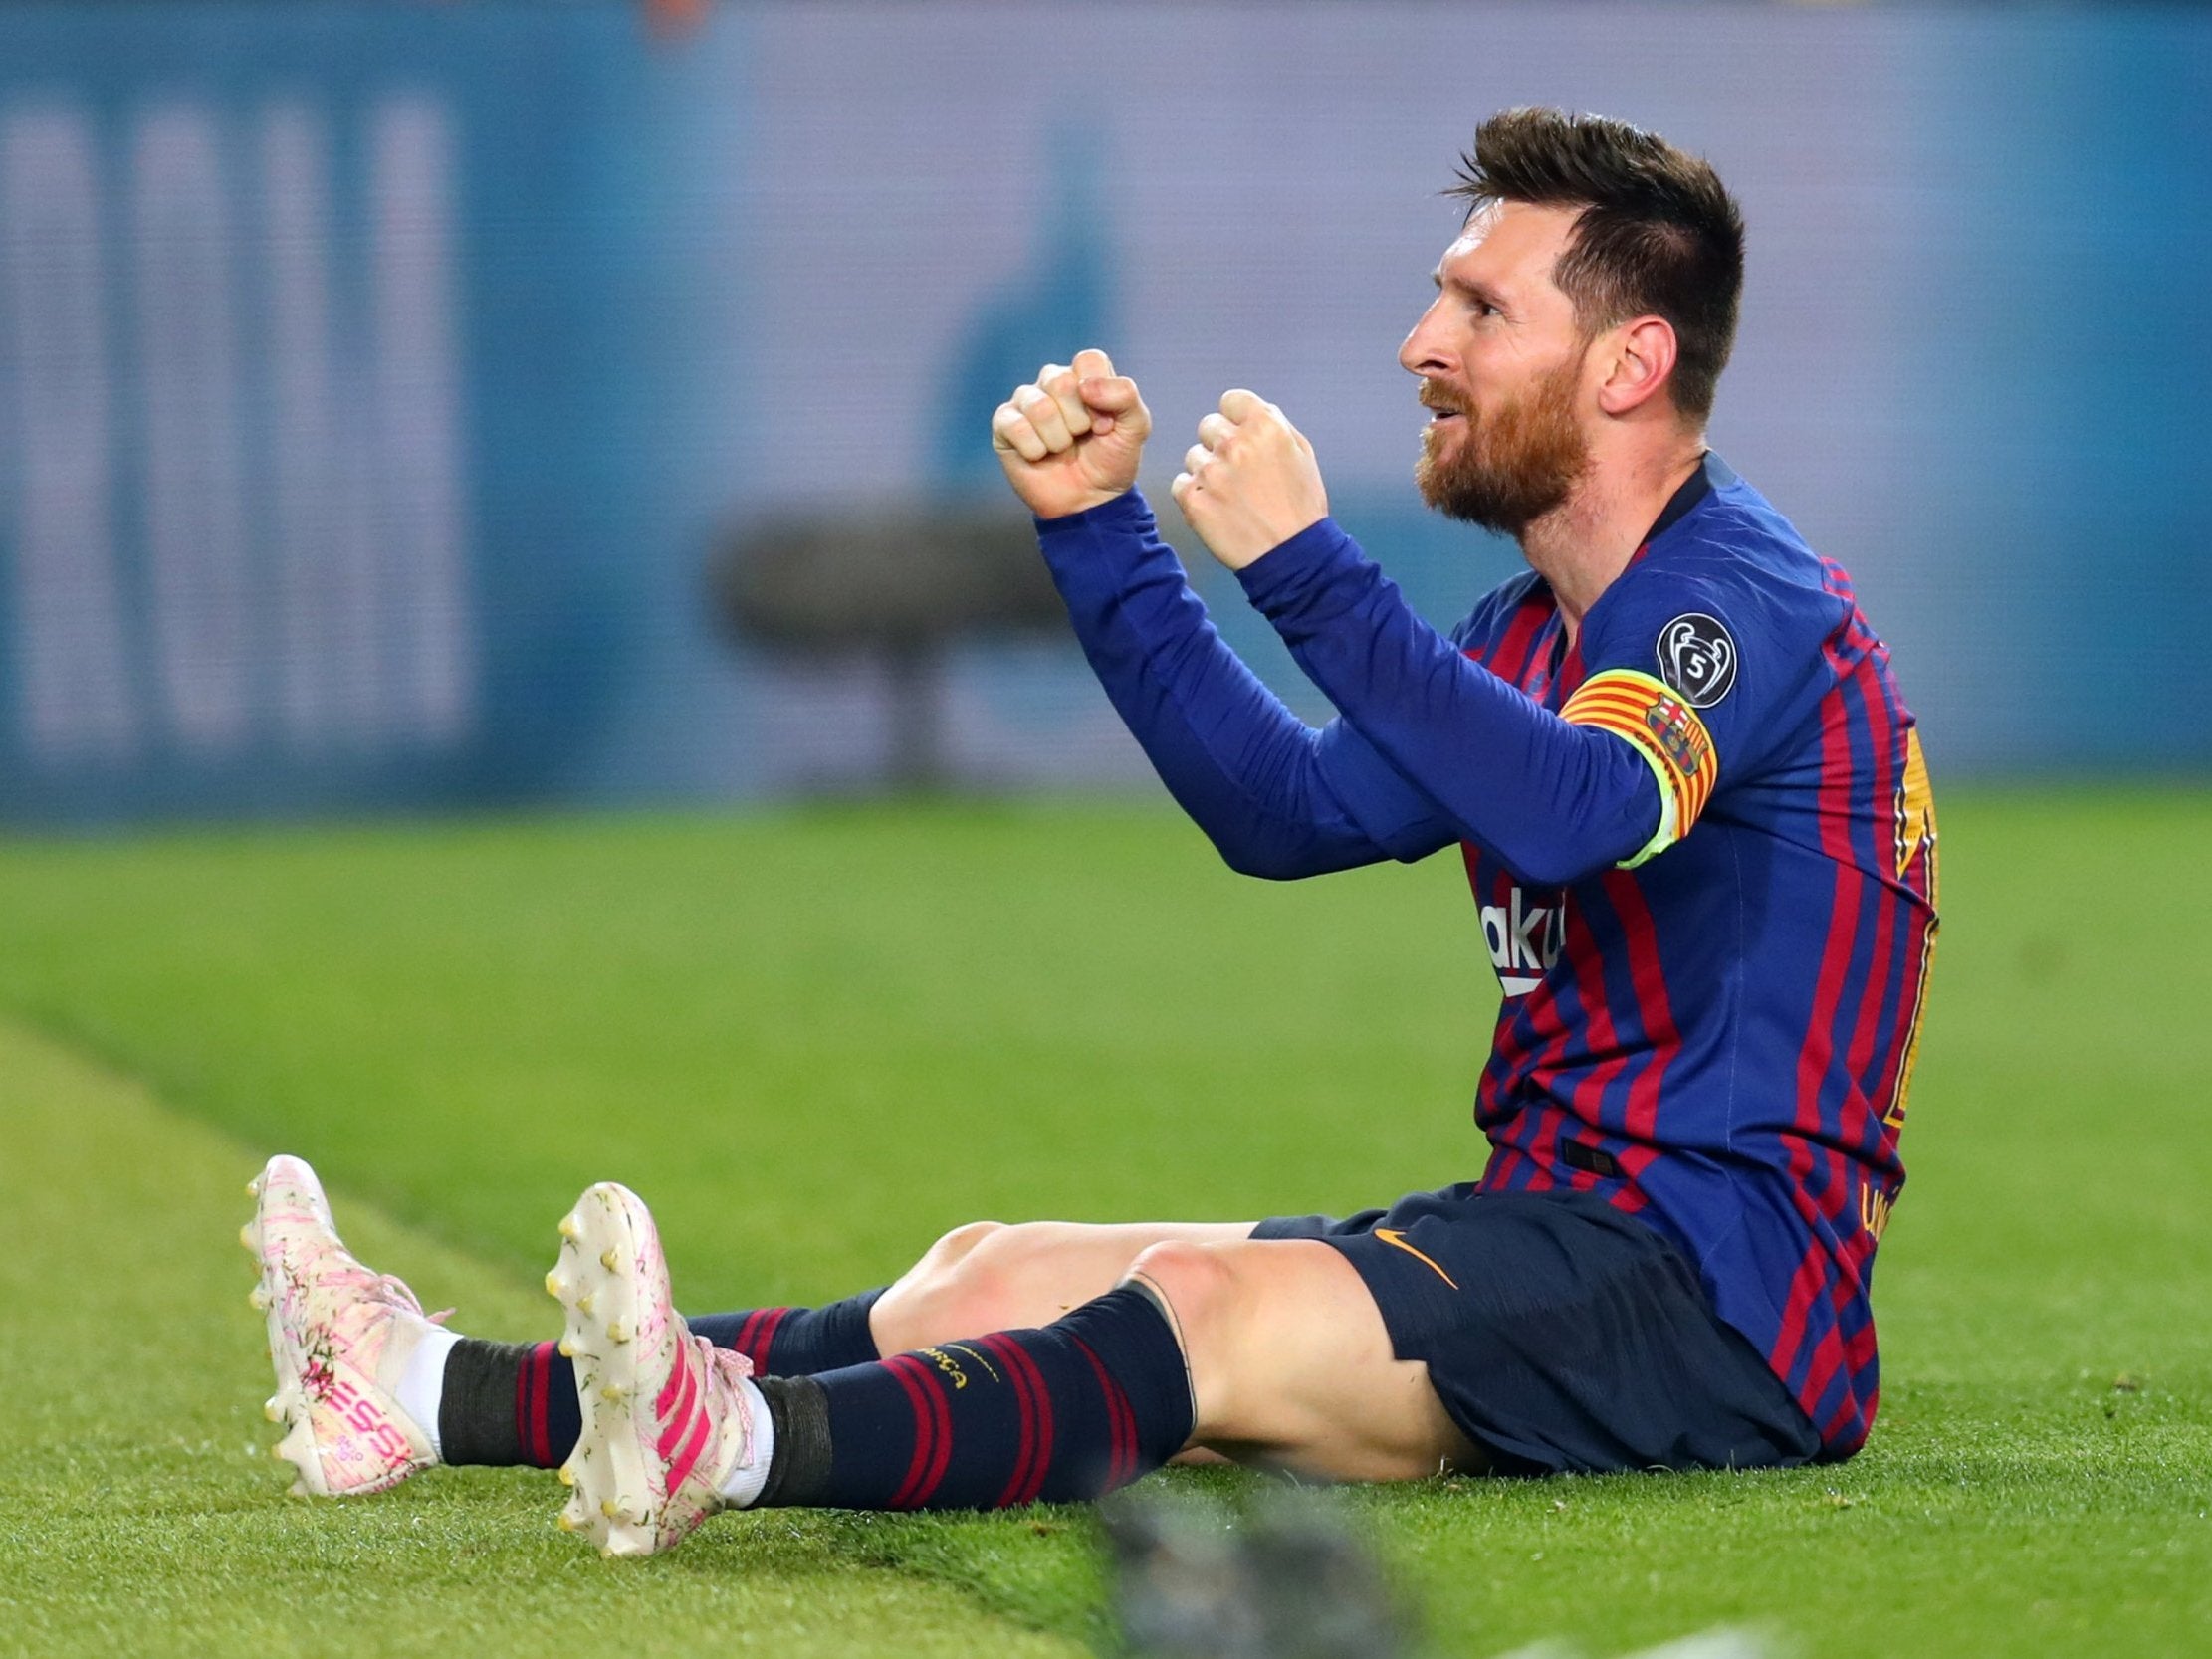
[1449,456,1937,1454]
[1031,455,1937,1458]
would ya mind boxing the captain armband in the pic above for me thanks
[1559,669,1719,868]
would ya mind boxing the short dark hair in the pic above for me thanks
[1448,107,1744,422]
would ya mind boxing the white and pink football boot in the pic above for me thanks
[547,1181,765,1556]
[244,1153,448,1497]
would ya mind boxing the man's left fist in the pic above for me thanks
[1169,389,1329,571]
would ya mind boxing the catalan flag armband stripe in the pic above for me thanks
[1559,668,1719,867]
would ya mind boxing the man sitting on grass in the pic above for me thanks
[246,107,1938,1556]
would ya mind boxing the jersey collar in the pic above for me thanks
[1643,450,1732,547]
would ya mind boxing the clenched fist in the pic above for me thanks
[992,348,1152,519]
[1170,390,1329,571]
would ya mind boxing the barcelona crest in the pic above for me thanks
[1644,692,1711,777]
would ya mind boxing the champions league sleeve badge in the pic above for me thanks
[1657,613,1738,709]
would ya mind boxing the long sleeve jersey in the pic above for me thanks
[1032,455,1939,1456]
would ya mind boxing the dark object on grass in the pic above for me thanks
[710,504,1067,790]
[1103,1487,1415,1659]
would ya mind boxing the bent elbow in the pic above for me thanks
[1494,779,1659,888]
[1500,834,1617,890]
[1215,838,1314,881]
[1508,853,1601,889]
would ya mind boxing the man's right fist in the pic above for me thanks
[991,348,1151,519]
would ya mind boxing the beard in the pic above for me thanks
[1414,356,1590,537]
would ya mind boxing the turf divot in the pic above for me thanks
[0,1018,1086,1658]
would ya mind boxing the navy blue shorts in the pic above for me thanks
[1252,1186,1820,1476]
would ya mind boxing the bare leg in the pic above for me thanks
[868,1219,1261,1352]
[867,1219,1265,1467]
[1132,1236,1480,1480]
[867,1220,1478,1480]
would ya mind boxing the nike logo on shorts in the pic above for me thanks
[1373,1227,1460,1290]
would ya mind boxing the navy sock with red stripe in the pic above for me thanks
[439,1339,579,1469]
[436,1293,885,1470]
[689,1289,884,1376]
[754,1283,1194,1510]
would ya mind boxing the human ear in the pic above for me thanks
[1595,315,1678,416]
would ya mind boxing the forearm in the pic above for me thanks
[1034,493,1434,878]
[1237,518,1660,887]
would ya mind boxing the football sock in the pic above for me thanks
[714,1373,778,1508]
[433,1294,885,1470]
[393,1323,462,1459]
[744,1283,1194,1511]
[688,1289,885,1375]
[438,1339,579,1469]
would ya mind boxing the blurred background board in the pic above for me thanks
[0,2,2205,824]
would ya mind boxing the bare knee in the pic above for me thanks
[917,1219,1006,1275]
[872,1219,1019,1349]
[1125,1239,1238,1322]
[1133,1239,1473,1480]
[1123,1240,1241,1429]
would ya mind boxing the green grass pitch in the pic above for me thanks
[1,790,2208,1656]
